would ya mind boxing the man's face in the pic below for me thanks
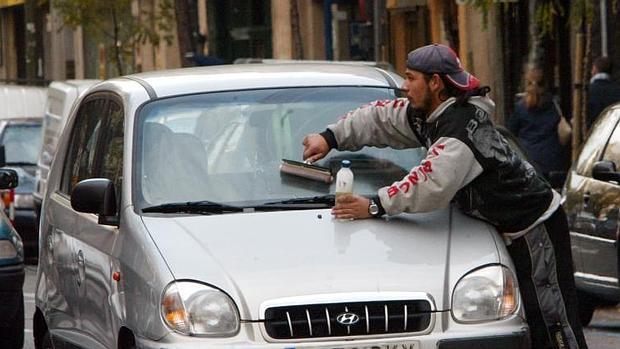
[402,69,433,115]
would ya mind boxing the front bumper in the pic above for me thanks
[136,322,530,349]
[437,332,530,349]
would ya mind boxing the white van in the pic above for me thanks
[33,80,99,220]
[0,85,47,120]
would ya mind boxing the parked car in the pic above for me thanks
[0,148,24,349]
[0,117,43,256]
[0,85,47,258]
[35,64,529,349]
[563,103,620,326]
[34,80,100,230]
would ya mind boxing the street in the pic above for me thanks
[20,264,620,349]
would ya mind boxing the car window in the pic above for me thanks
[576,108,620,176]
[601,120,620,168]
[98,100,124,196]
[61,98,106,194]
[135,86,425,208]
[0,123,43,164]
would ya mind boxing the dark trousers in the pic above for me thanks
[506,207,588,349]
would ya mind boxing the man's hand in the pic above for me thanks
[302,134,330,163]
[332,194,371,220]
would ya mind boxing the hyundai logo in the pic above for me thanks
[336,312,360,326]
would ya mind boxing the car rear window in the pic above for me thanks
[0,123,43,165]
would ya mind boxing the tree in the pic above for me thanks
[53,0,175,76]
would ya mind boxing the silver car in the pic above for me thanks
[34,64,529,349]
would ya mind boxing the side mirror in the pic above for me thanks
[0,168,18,189]
[592,160,620,183]
[71,178,118,226]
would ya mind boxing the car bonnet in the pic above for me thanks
[141,207,500,320]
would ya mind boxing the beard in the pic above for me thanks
[408,90,433,119]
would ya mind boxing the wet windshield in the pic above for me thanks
[135,87,425,209]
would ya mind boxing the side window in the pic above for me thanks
[576,110,620,176]
[61,98,106,194]
[98,100,124,195]
[601,122,620,168]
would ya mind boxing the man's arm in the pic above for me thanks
[327,98,422,151]
[376,136,483,215]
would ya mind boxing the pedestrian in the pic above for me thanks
[587,56,620,131]
[507,66,569,180]
[302,44,588,349]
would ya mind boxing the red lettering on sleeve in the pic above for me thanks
[387,186,399,198]
[408,172,419,185]
[399,182,411,193]
[422,160,432,174]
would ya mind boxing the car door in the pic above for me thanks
[74,96,124,349]
[45,96,106,345]
[567,109,620,292]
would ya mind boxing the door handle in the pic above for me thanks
[76,250,85,286]
[583,192,591,209]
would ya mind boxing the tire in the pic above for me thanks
[0,291,24,349]
[577,291,597,326]
[39,332,54,349]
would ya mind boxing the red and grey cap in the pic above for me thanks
[406,44,480,91]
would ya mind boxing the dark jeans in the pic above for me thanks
[507,207,588,349]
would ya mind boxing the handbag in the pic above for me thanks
[553,98,572,146]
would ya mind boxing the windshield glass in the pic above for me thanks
[0,122,43,164]
[135,87,424,209]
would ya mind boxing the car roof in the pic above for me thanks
[0,85,47,119]
[120,63,403,99]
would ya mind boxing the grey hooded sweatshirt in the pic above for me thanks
[321,96,556,235]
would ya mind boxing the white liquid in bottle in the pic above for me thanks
[335,160,354,198]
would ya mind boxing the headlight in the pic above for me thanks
[161,281,240,336]
[0,240,17,259]
[451,265,519,323]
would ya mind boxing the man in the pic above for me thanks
[587,56,620,131]
[302,44,587,349]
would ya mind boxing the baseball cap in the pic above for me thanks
[406,44,480,91]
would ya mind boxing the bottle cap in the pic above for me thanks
[341,160,351,168]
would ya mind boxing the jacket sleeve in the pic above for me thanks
[327,98,422,151]
[377,136,484,214]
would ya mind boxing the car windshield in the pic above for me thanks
[135,86,425,210]
[0,122,43,165]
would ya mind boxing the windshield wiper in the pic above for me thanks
[258,194,335,208]
[6,161,36,166]
[142,200,244,214]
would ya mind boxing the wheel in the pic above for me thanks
[577,291,598,326]
[35,328,54,349]
[0,291,24,349]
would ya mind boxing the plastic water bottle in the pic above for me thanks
[335,160,354,198]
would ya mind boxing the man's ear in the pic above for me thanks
[429,74,444,92]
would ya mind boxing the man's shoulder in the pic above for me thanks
[436,102,489,138]
[443,100,491,122]
[590,79,620,99]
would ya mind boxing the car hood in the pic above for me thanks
[141,207,500,320]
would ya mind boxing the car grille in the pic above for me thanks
[263,300,432,340]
